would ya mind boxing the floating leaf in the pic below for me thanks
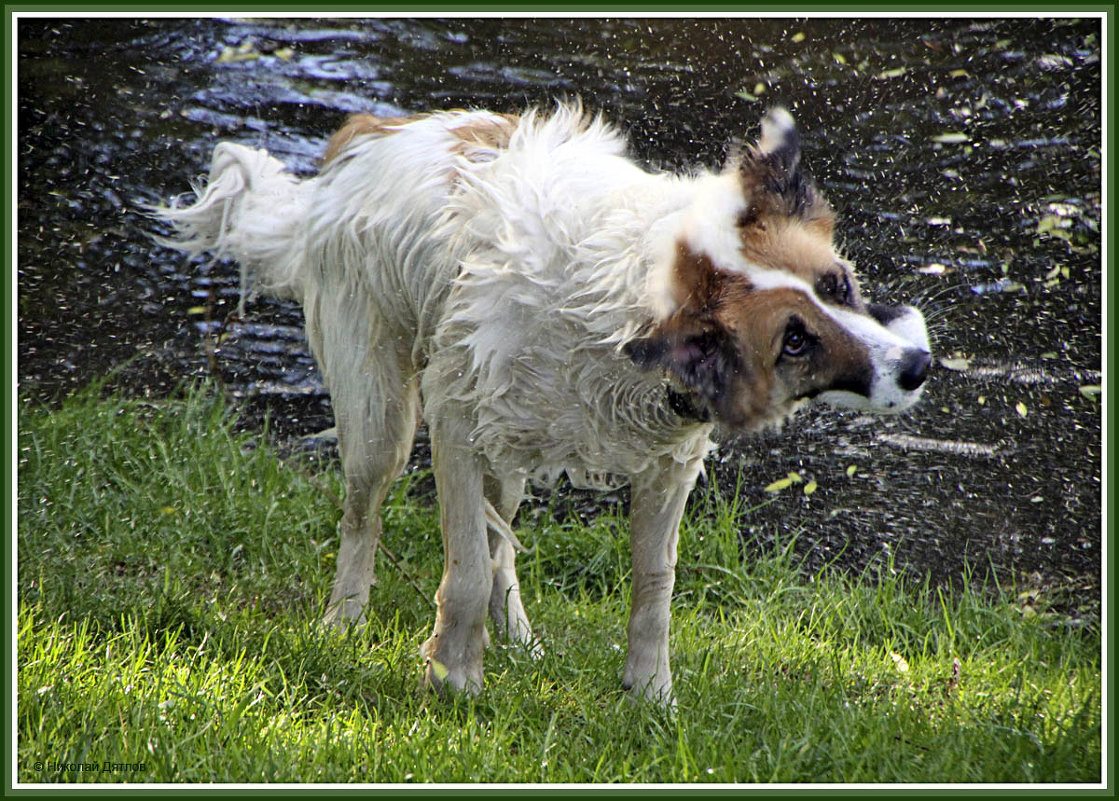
[764,472,804,493]
[803,480,818,496]
[877,66,907,79]
[1037,214,1073,240]
[832,52,847,65]
[1015,401,1028,418]
[931,131,970,144]
[1079,385,1102,399]
[217,41,262,64]
[1037,53,1073,70]
[940,357,972,371]
[790,31,806,43]
[971,279,1024,295]
[918,263,949,275]
[187,306,208,316]
[948,68,971,78]
[846,464,857,478]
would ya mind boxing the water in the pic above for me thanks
[16,16,1102,618]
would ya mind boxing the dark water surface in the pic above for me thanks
[17,16,1103,618]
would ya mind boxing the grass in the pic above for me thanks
[15,384,1102,785]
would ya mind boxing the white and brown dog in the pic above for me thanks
[157,104,930,704]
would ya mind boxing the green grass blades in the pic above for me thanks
[16,385,1101,784]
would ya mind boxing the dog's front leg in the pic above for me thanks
[623,455,703,706]
[420,414,491,696]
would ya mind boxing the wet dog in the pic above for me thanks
[156,104,930,704]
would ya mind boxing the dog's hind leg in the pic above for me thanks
[320,334,420,628]
[484,474,540,655]
[420,411,491,696]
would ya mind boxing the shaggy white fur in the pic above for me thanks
[155,104,930,705]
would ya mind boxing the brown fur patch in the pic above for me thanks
[736,138,835,227]
[448,113,521,159]
[322,113,431,164]
[663,241,739,316]
[322,111,522,166]
[739,217,839,285]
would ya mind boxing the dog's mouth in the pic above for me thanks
[665,384,713,423]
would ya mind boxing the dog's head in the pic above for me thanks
[628,108,931,431]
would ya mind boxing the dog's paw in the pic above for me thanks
[622,673,676,711]
[421,633,485,697]
[423,656,484,698]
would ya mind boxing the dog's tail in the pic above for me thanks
[153,143,311,311]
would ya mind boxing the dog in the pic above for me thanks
[156,103,931,705]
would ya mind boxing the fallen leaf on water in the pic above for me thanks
[764,472,804,493]
[931,131,970,144]
[217,41,262,64]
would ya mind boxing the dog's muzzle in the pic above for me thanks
[821,303,931,414]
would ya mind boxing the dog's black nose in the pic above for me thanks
[898,349,931,392]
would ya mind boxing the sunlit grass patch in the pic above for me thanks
[16,385,1101,784]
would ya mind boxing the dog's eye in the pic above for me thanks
[817,272,851,304]
[736,207,760,229]
[782,319,812,357]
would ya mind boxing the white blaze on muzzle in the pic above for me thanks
[819,303,931,413]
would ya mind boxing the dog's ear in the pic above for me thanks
[625,327,739,406]
[734,107,833,236]
[655,241,733,319]
[632,238,747,404]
